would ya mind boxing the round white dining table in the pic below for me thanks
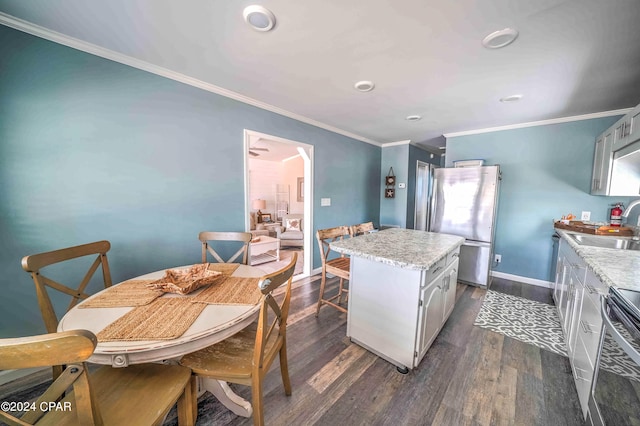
[57,263,265,417]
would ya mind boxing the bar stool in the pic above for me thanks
[315,225,351,316]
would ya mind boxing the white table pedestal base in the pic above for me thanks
[199,377,253,417]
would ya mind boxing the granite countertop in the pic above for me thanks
[557,229,640,291]
[330,228,464,271]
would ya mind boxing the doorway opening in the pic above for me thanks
[414,160,435,231]
[244,130,313,278]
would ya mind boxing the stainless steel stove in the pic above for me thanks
[589,287,640,425]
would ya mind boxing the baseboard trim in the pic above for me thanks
[0,367,47,387]
[491,271,554,289]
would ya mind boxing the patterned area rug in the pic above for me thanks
[601,322,640,382]
[474,290,567,356]
[475,290,640,382]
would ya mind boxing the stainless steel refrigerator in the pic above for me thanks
[429,165,500,287]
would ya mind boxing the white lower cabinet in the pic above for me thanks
[347,247,460,371]
[415,258,459,363]
[554,236,607,419]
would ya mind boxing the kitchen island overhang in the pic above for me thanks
[331,228,465,371]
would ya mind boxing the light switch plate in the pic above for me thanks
[321,198,331,206]
[398,183,406,189]
[581,211,591,221]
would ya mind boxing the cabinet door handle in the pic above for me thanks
[452,252,459,258]
[585,284,601,295]
[574,367,590,382]
[580,320,595,334]
[432,266,442,275]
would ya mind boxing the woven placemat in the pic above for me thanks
[97,298,206,341]
[79,280,163,308]
[207,263,241,276]
[192,276,262,305]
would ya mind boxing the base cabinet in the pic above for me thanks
[554,236,607,419]
[347,247,460,371]
[415,259,459,362]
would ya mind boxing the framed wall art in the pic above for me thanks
[297,177,304,202]
[261,213,272,223]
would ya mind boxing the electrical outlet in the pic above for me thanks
[494,254,501,264]
[581,211,591,221]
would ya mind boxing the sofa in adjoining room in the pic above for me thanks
[276,214,304,248]
[249,213,269,239]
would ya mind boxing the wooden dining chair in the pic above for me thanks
[199,231,252,265]
[21,240,113,335]
[316,226,351,316]
[0,329,196,425]
[180,252,297,426]
[349,221,375,237]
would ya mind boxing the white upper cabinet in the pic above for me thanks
[591,102,640,196]
[590,129,613,195]
[612,103,640,152]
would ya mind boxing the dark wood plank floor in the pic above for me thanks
[2,274,587,426]
[177,274,586,425]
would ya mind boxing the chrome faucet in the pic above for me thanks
[622,199,640,218]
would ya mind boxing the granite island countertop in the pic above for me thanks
[330,228,464,271]
[557,229,640,291]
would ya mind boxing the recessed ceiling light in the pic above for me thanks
[405,115,422,121]
[499,94,523,102]
[354,81,375,92]
[243,5,276,32]
[482,28,519,49]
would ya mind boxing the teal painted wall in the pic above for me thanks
[380,145,409,227]
[379,144,440,228]
[446,117,637,283]
[0,25,381,337]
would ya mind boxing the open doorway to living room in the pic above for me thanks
[244,130,313,278]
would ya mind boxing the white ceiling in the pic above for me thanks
[2,0,640,151]
[249,136,300,162]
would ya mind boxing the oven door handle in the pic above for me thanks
[601,296,640,365]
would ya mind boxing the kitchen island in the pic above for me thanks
[330,228,464,372]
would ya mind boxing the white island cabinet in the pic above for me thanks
[330,228,464,372]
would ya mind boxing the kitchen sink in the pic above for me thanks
[568,233,640,250]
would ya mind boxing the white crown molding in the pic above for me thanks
[444,109,632,138]
[490,271,553,289]
[0,13,382,147]
[381,140,411,148]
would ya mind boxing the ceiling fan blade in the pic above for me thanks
[249,150,260,157]
[250,147,269,152]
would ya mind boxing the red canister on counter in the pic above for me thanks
[610,203,624,227]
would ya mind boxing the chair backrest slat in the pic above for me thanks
[199,231,252,265]
[253,252,297,371]
[349,221,374,237]
[316,226,350,264]
[21,241,113,334]
[0,330,101,425]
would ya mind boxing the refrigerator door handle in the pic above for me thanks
[463,240,491,248]
[429,177,437,231]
